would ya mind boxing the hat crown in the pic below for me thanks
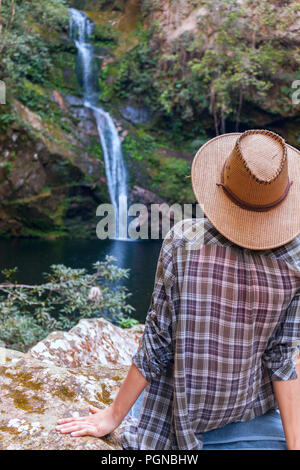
[239,131,285,181]
[191,128,300,250]
[222,129,289,208]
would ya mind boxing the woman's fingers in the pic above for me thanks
[57,407,102,425]
[56,424,85,434]
[56,420,90,432]
[56,409,109,438]
[57,423,96,434]
[57,426,78,434]
[57,416,85,425]
[71,428,95,437]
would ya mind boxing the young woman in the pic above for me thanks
[56,130,300,450]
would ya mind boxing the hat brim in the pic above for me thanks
[191,132,300,250]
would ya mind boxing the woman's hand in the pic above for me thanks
[56,405,121,438]
[56,363,148,439]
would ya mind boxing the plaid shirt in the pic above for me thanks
[120,217,300,450]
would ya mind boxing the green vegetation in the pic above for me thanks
[0,0,81,131]
[0,1,111,240]
[92,23,120,47]
[187,0,300,133]
[0,0,299,240]
[118,317,139,328]
[0,256,135,352]
[149,157,194,204]
[1,0,69,83]
[103,0,300,136]
[123,131,195,204]
[112,25,158,107]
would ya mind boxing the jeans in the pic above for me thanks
[127,391,288,450]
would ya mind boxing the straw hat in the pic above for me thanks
[191,129,300,250]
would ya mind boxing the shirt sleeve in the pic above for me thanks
[132,229,176,383]
[262,293,300,381]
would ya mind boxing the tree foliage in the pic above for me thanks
[0,256,136,352]
[187,0,300,133]
[113,0,300,134]
[0,0,69,83]
[0,0,70,129]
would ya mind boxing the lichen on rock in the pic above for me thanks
[0,318,143,450]
[29,317,144,368]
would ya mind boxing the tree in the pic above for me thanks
[188,0,300,133]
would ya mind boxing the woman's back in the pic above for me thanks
[120,217,300,450]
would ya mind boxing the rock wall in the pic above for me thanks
[0,318,143,450]
[0,96,110,239]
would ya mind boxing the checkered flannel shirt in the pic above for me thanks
[119,217,300,450]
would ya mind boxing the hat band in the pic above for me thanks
[216,162,293,212]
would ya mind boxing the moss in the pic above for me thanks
[111,375,123,382]
[87,0,141,57]
[19,216,55,233]
[51,199,69,227]
[84,397,103,408]
[0,425,21,436]
[11,391,31,411]
[13,99,79,161]
[53,385,76,402]
[92,23,120,47]
[50,50,81,96]
[86,139,104,162]
[6,191,52,206]
[96,383,113,406]
[1,369,47,413]
[2,385,47,414]
[23,80,47,98]
[3,370,43,392]
[122,128,195,204]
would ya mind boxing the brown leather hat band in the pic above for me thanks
[216,162,293,212]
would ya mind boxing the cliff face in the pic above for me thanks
[1,0,299,238]
[0,1,112,239]
[143,0,300,138]
[0,318,143,450]
[0,98,110,238]
[71,0,300,202]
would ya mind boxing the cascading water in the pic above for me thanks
[69,8,128,239]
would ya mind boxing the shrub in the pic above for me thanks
[0,256,135,352]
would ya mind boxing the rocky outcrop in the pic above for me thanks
[29,317,144,368]
[118,101,153,125]
[0,319,143,450]
[147,1,300,51]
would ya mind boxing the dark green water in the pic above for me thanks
[0,238,163,323]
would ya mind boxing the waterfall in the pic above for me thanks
[69,8,128,240]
